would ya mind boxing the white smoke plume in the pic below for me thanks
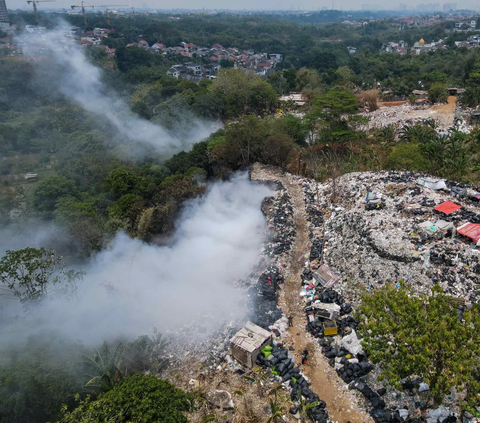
[0,174,272,345]
[17,23,218,157]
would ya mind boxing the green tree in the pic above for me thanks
[103,168,146,198]
[0,247,83,305]
[360,283,480,405]
[219,58,234,68]
[108,194,145,234]
[428,82,448,104]
[115,46,154,72]
[33,176,79,215]
[307,88,366,145]
[385,142,430,171]
[443,131,474,179]
[262,134,296,171]
[84,343,129,393]
[270,114,307,146]
[59,375,193,423]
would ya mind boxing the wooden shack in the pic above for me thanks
[230,321,272,368]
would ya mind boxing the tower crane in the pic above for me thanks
[71,1,126,26]
[27,0,55,24]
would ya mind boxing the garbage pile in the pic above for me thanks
[361,102,468,134]
[256,344,329,423]
[249,181,297,330]
[262,187,296,257]
[249,266,284,329]
[307,171,480,300]
[298,170,477,422]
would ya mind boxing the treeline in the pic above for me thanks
[7,11,479,83]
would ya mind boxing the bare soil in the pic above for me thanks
[432,95,457,117]
[379,100,405,107]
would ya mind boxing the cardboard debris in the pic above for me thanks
[230,322,272,368]
[313,264,340,288]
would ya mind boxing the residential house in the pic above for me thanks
[167,67,181,78]
[184,62,202,75]
[152,42,166,51]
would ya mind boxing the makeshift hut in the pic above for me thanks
[230,321,272,368]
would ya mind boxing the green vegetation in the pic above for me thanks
[59,375,193,423]
[0,247,83,305]
[360,283,480,405]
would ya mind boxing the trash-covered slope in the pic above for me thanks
[312,171,480,302]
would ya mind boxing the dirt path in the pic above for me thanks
[251,165,372,423]
[432,95,457,116]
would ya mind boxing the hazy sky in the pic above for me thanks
[5,0,479,12]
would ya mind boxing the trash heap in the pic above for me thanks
[256,344,329,423]
[262,187,296,257]
[361,102,472,135]
[298,171,474,422]
[312,171,480,300]
[246,181,296,330]
[249,266,284,329]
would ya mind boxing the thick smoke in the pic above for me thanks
[20,23,218,157]
[1,174,272,344]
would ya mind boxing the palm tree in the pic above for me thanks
[84,342,128,392]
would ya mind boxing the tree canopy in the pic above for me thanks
[59,375,193,423]
[360,283,480,405]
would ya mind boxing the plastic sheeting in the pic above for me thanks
[434,200,461,215]
[339,329,364,356]
[457,222,480,245]
[417,177,447,190]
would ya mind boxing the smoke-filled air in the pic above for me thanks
[20,23,218,157]
[0,174,272,345]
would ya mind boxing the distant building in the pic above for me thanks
[0,0,8,24]
[443,2,457,12]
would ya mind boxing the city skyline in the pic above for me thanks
[3,0,480,11]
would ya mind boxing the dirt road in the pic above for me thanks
[251,165,372,423]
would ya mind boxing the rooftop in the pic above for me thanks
[230,321,271,353]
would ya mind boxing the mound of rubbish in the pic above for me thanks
[299,170,480,422]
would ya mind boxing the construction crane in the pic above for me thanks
[27,0,55,24]
[71,1,126,26]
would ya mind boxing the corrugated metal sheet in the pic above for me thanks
[230,321,271,353]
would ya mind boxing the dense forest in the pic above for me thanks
[2,10,480,423]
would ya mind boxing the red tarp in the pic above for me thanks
[434,200,461,215]
[457,223,480,244]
